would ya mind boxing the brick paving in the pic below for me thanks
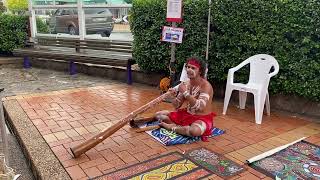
[4,84,320,179]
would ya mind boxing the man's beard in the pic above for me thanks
[187,69,197,79]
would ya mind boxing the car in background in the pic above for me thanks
[112,15,129,24]
[48,8,114,37]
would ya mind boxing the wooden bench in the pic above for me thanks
[13,36,135,84]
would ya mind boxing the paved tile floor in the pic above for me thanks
[4,83,320,180]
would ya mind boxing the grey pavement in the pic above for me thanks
[5,135,34,180]
[0,64,122,97]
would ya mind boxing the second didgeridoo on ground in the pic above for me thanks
[70,89,173,158]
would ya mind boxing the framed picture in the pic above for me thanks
[161,26,184,44]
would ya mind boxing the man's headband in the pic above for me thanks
[187,59,201,69]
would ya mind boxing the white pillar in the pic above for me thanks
[3,0,9,13]
[77,0,85,40]
[28,0,37,41]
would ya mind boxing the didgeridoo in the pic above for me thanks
[70,86,179,158]
[135,125,160,133]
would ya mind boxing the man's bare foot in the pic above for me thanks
[159,122,176,131]
[129,116,156,128]
[129,120,139,128]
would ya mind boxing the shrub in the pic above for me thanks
[131,0,208,74]
[0,14,50,54]
[210,0,320,100]
[36,18,49,33]
[131,0,170,72]
[0,14,27,53]
[131,0,320,101]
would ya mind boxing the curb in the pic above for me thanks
[3,100,71,180]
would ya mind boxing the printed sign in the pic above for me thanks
[161,26,184,44]
[166,0,182,22]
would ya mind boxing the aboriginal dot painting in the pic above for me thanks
[250,141,320,179]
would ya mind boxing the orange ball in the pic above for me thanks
[159,77,171,92]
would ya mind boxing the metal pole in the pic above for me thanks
[205,0,212,61]
[169,22,177,86]
[0,93,9,166]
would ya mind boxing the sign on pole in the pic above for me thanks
[165,0,183,87]
[161,26,184,44]
[166,0,182,23]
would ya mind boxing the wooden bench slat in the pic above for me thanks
[36,39,132,52]
[14,49,131,64]
[77,47,132,53]
[37,38,132,46]
[38,43,132,51]
[15,49,131,59]
[14,37,134,72]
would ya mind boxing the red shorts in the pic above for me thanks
[169,109,216,140]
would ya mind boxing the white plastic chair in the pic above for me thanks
[222,54,279,124]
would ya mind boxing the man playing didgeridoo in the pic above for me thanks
[155,57,216,141]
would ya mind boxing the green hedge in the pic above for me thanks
[0,14,27,53]
[36,18,49,34]
[131,0,320,101]
[131,0,208,72]
[0,14,49,54]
